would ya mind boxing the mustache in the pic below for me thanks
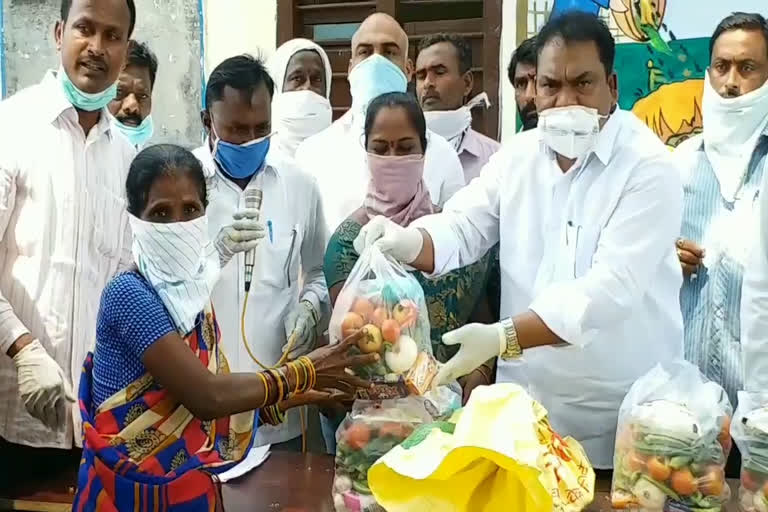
[79,55,108,72]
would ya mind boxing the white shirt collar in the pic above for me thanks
[40,70,113,140]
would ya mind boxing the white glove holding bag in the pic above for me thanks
[283,300,319,359]
[435,323,506,387]
[215,208,266,268]
[13,340,75,430]
[353,215,424,264]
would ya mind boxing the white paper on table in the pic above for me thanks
[216,444,271,483]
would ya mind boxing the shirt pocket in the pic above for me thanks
[566,223,601,278]
[259,224,302,290]
[90,187,127,260]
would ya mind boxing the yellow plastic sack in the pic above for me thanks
[367,383,595,512]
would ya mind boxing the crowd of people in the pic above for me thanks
[0,0,767,509]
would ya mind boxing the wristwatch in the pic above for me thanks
[499,318,522,360]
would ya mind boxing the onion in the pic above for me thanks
[385,335,418,374]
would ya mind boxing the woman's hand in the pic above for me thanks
[279,389,353,413]
[306,330,378,394]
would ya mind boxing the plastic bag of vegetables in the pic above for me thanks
[611,361,732,511]
[332,397,434,512]
[732,391,768,512]
[329,245,436,395]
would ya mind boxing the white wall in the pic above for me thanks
[499,0,518,142]
[203,0,278,78]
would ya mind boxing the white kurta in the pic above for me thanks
[0,71,135,449]
[415,110,684,467]
[295,111,465,232]
[194,143,329,446]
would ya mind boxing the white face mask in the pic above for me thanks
[272,89,333,156]
[423,93,490,151]
[702,71,768,202]
[538,105,606,160]
[130,214,220,335]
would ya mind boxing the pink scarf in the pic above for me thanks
[357,153,435,227]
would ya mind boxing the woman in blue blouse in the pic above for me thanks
[74,144,375,511]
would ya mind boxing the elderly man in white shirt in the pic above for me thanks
[194,55,333,450]
[415,33,500,182]
[296,13,465,233]
[0,0,136,479]
[355,12,684,468]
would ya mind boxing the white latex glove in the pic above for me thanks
[215,208,266,268]
[353,215,424,264]
[13,340,75,430]
[283,300,319,359]
[435,323,506,386]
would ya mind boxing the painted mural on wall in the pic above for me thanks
[528,0,767,147]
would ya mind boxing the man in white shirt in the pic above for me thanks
[296,13,464,232]
[194,55,330,450]
[355,12,683,468]
[415,33,500,182]
[0,0,136,483]
[107,39,157,148]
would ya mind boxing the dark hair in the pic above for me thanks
[60,0,136,38]
[416,33,472,74]
[126,40,158,88]
[710,12,768,58]
[205,54,275,109]
[508,37,537,85]
[364,92,428,152]
[126,144,207,216]
[537,11,615,76]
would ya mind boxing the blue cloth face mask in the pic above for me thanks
[348,54,408,115]
[111,115,154,147]
[58,66,117,112]
[213,129,273,180]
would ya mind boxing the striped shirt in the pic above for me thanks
[0,71,135,449]
[678,133,768,407]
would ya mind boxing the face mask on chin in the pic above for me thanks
[58,65,117,112]
[423,93,490,151]
[538,105,608,161]
[110,114,154,147]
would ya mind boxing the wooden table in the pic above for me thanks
[0,451,741,511]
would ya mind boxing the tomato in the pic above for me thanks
[381,319,401,343]
[344,423,371,450]
[379,422,408,439]
[351,298,375,322]
[371,307,388,327]
[671,469,697,496]
[647,457,672,481]
[626,450,647,472]
[341,312,364,338]
[719,415,732,454]
[699,467,724,496]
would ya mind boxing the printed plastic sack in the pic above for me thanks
[332,397,434,512]
[329,246,436,396]
[611,362,732,511]
[366,383,595,512]
[732,391,768,512]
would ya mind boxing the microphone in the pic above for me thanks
[243,188,263,292]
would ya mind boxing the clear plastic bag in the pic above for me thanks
[732,391,768,512]
[611,361,732,511]
[329,246,435,392]
[332,397,434,512]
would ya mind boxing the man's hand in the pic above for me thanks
[435,323,505,386]
[214,208,266,268]
[283,300,319,359]
[676,238,705,277]
[458,367,492,405]
[353,216,424,263]
[12,340,75,429]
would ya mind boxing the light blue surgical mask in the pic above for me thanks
[58,66,117,112]
[111,115,154,147]
[348,54,408,115]
[213,128,273,180]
